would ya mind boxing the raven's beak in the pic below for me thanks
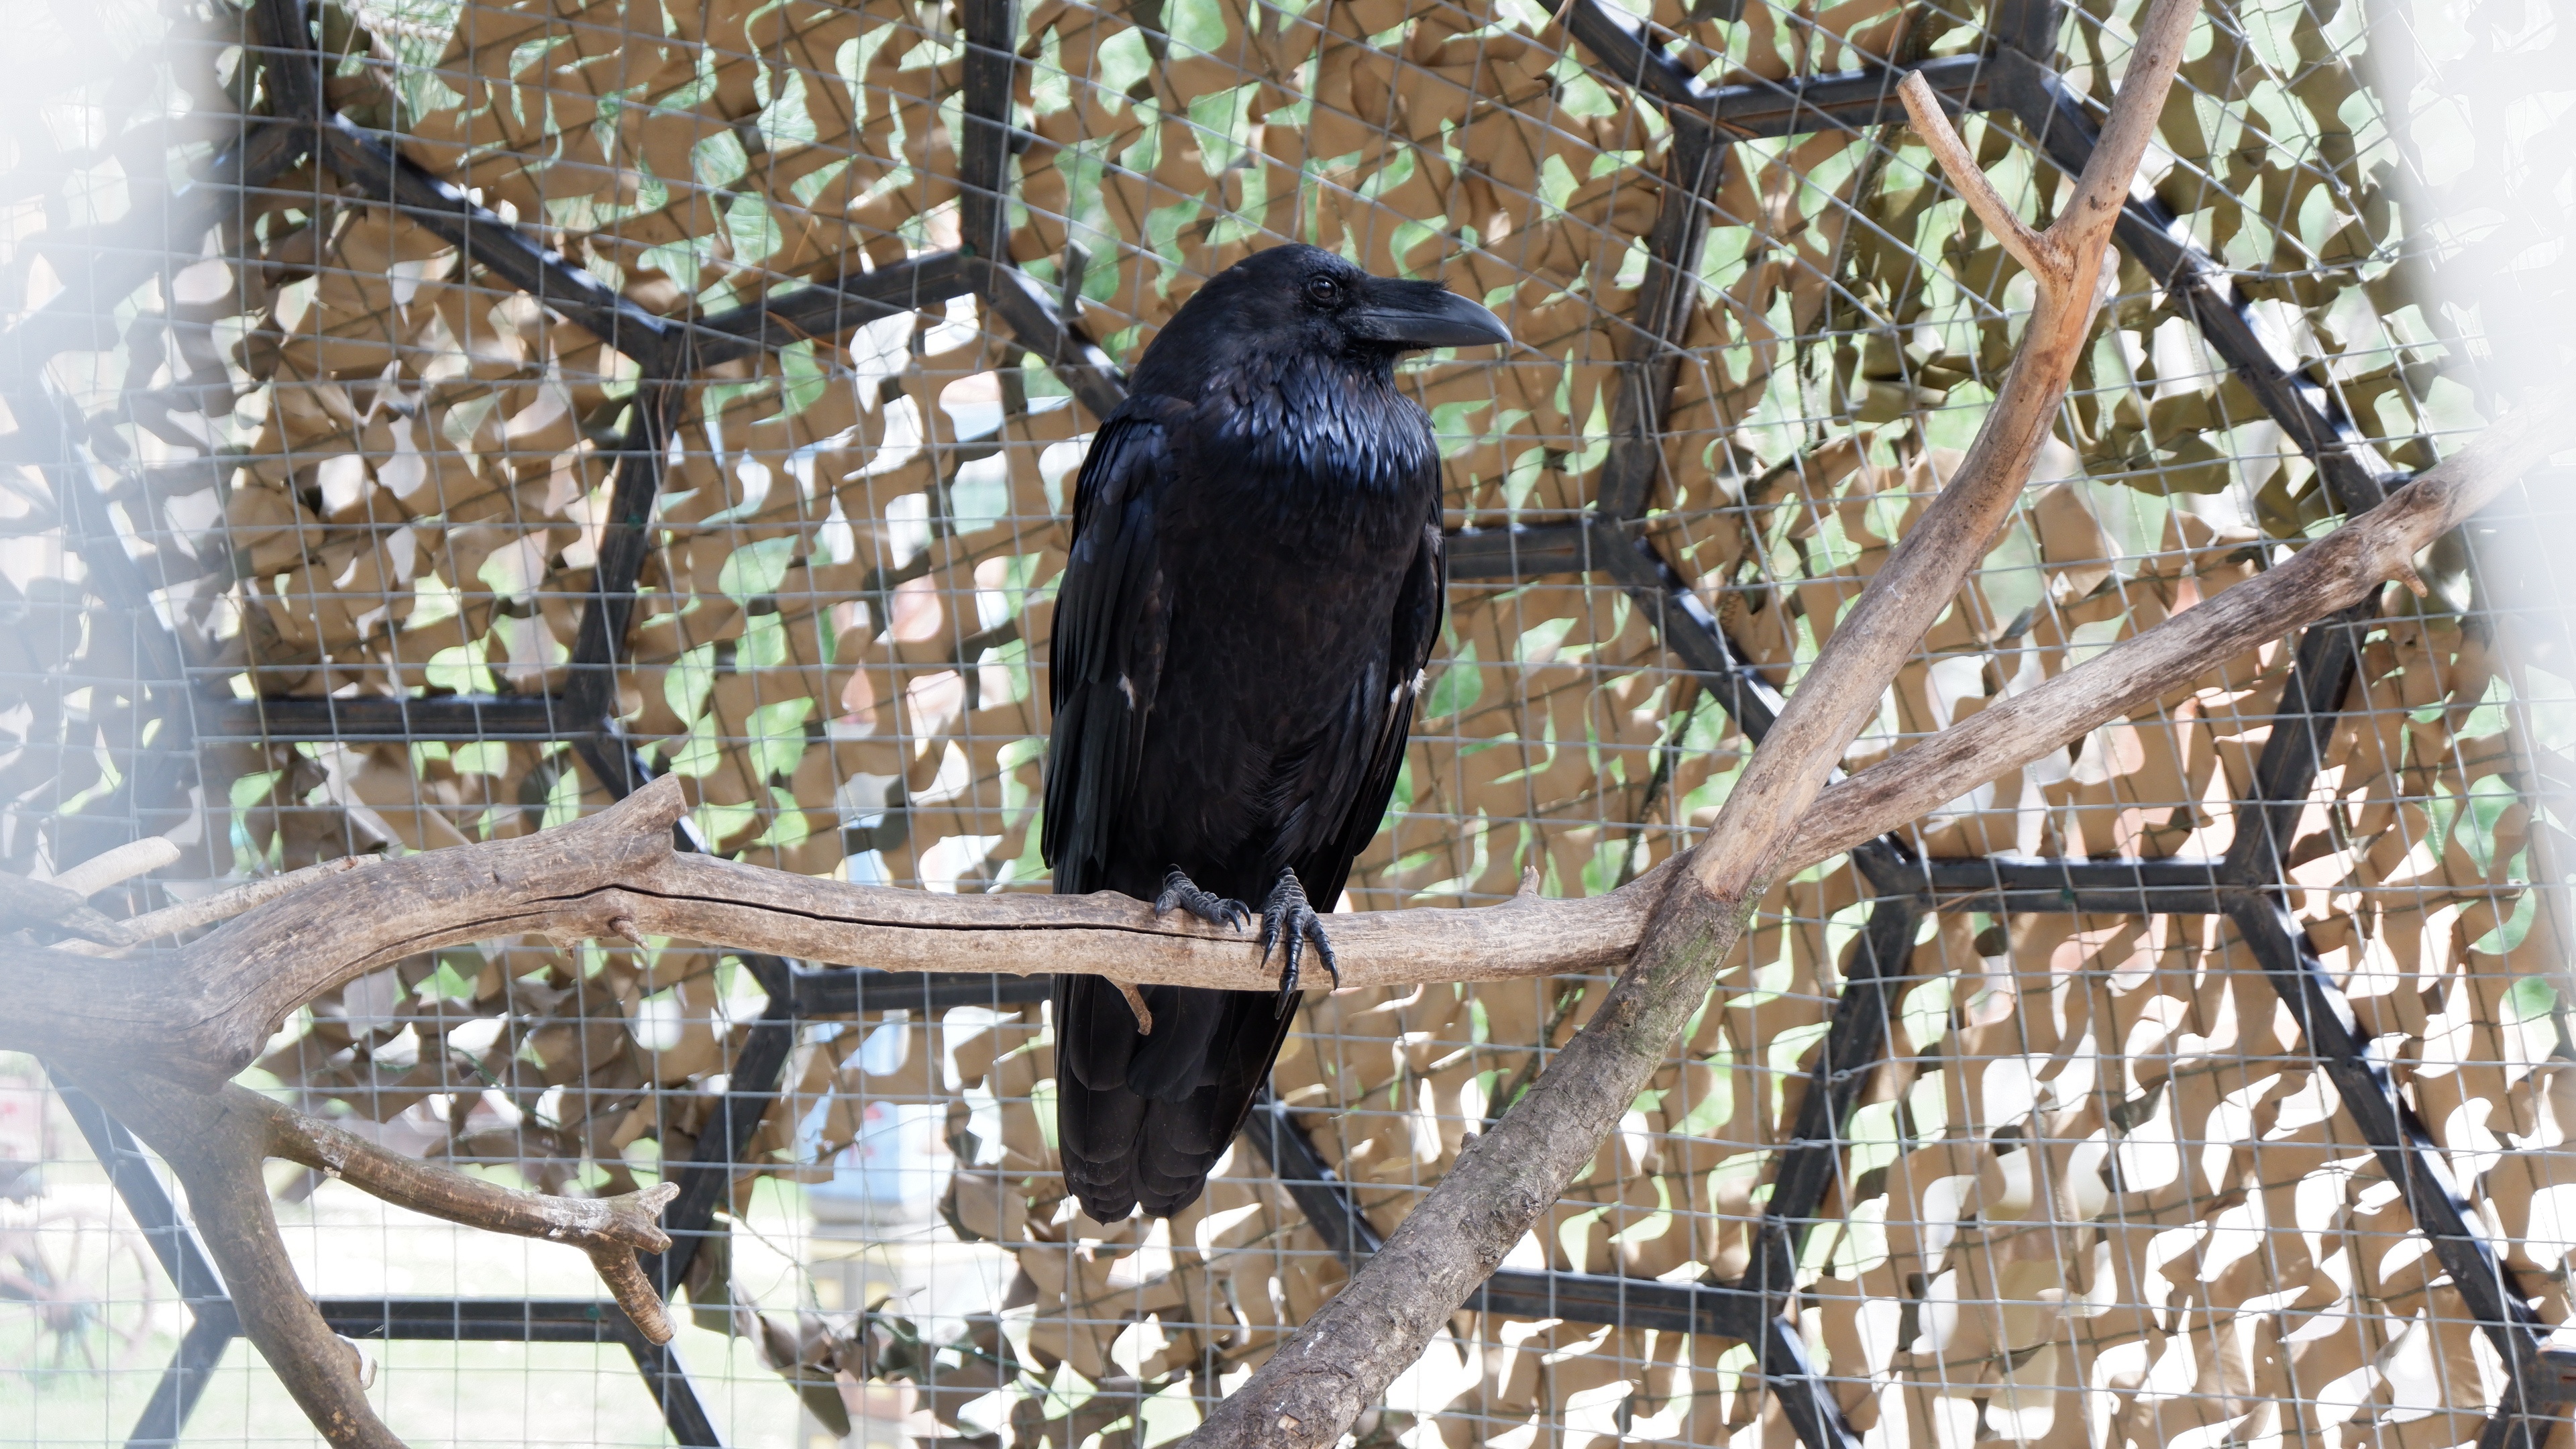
[1345,278,1513,350]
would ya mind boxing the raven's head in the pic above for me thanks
[1133,244,1511,394]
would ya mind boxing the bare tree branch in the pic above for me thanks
[1898,71,2054,280]
[67,1071,407,1449]
[55,854,376,953]
[5,390,2563,1099]
[243,1090,682,1342]
[48,837,181,902]
[0,796,1650,1083]
[55,1068,682,1449]
[1788,399,2569,865]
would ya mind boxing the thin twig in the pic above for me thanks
[1,382,2557,1086]
[49,837,181,902]
[57,855,376,954]
[1788,396,2572,864]
[1898,71,2059,282]
[248,1091,682,1341]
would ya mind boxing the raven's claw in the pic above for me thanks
[1155,869,1250,933]
[1256,867,1338,1015]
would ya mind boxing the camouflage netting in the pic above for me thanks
[4,0,2574,1442]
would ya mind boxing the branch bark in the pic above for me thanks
[248,1091,681,1341]
[1897,72,2053,280]
[59,1068,680,1449]
[1788,398,2567,865]
[65,853,376,953]
[8,391,2563,1104]
[1,795,1651,1084]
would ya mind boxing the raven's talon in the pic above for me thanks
[1155,868,1250,933]
[1255,868,1338,1015]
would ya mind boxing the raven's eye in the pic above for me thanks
[1304,275,1341,307]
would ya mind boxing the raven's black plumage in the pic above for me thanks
[1041,244,1508,1221]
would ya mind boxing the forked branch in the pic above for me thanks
[58,1068,679,1449]
[248,1091,681,1341]
[1898,72,2059,280]
[1,402,2559,1092]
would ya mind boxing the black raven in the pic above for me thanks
[1042,244,1510,1221]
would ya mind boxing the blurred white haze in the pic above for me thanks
[2365,0,2576,979]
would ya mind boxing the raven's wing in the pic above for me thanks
[1307,500,1447,896]
[1042,398,1191,1221]
[1116,502,1446,1216]
[1041,399,1185,896]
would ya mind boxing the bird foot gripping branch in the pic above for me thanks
[1153,867,1252,933]
[1254,868,1340,1011]
[1155,865,1342,1010]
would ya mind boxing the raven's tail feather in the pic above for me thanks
[1054,976,1298,1220]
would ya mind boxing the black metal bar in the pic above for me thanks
[564,381,684,731]
[2223,602,2371,883]
[60,1077,244,1449]
[558,750,808,1299]
[1466,1273,1768,1340]
[2225,896,2547,1379]
[625,1336,729,1448]
[248,0,321,123]
[979,258,1129,421]
[2480,1409,2560,1449]
[1446,521,1595,580]
[1743,896,1925,1298]
[1240,1092,1385,1262]
[789,968,1053,1018]
[1553,0,1710,108]
[1582,522,1926,906]
[1593,524,1786,737]
[203,695,575,741]
[953,0,1130,424]
[643,973,800,1296]
[1596,116,1725,520]
[1760,1315,1868,1449]
[1989,0,2059,60]
[1703,54,1995,139]
[317,1297,644,1342]
[957,0,1022,269]
[2536,1348,2576,1401]
[54,1077,226,1304]
[686,250,977,368]
[125,1315,237,1449]
[1560,0,2002,134]
[1238,1093,1770,1340]
[313,117,675,373]
[1918,854,2234,916]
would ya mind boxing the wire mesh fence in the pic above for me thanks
[3,0,2574,1444]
